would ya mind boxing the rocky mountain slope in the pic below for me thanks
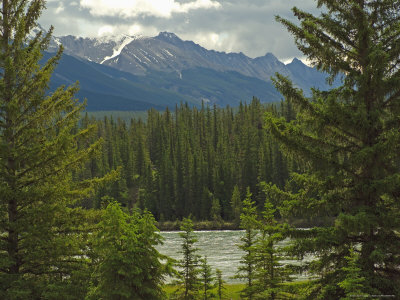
[34,27,340,111]
[48,31,336,92]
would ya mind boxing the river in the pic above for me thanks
[158,230,244,283]
[157,230,313,284]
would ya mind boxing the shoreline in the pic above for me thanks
[157,220,238,231]
[157,216,334,231]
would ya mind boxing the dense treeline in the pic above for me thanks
[76,99,297,222]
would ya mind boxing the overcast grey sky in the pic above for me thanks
[39,0,321,63]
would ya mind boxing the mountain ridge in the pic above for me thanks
[32,27,341,111]
[47,30,334,92]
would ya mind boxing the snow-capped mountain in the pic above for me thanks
[28,26,341,111]
[46,30,335,92]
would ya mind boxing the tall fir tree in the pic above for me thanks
[230,185,242,225]
[235,188,260,300]
[253,195,292,299]
[337,248,368,299]
[199,256,215,300]
[87,202,172,300]
[265,0,400,297]
[0,1,103,298]
[215,269,226,300]
[175,217,201,299]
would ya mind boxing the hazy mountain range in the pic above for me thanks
[36,26,339,111]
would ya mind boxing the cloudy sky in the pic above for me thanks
[39,0,321,63]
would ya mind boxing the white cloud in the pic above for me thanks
[98,25,114,36]
[55,3,65,14]
[191,31,231,52]
[80,0,221,18]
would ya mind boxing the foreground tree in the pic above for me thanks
[235,188,260,300]
[265,0,400,297]
[215,269,226,300]
[87,202,172,300]
[338,248,368,299]
[199,256,215,300]
[0,0,103,298]
[174,217,201,299]
[253,196,292,299]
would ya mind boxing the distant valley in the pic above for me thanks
[40,27,339,111]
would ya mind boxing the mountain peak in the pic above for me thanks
[264,52,277,59]
[254,52,281,64]
[28,23,48,39]
[157,32,179,39]
[95,34,137,45]
[155,32,183,44]
[290,57,304,65]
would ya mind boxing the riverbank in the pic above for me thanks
[157,220,238,231]
[157,216,334,231]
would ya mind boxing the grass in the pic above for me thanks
[164,283,245,299]
[164,281,311,299]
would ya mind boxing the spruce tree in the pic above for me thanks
[230,185,242,225]
[200,256,215,300]
[338,248,368,299]
[235,188,260,300]
[0,1,102,298]
[265,0,400,297]
[253,196,292,300]
[215,269,226,300]
[87,202,172,300]
[210,197,222,222]
[175,217,201,299]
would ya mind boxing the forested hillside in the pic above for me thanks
[76,98,297,222]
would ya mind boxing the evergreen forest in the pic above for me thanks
[76,99,296,223]
[1,0,400,299]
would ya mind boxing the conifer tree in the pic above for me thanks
[0,1,103,298]
[265,0,400,297]
[230,185,242,225]
[87,202,172,300]
[175,217,201,299]
[338,249,368,300]
[235,188,260,299]
[253,195,292,299]
[210,197,222,222]
[200,256,215,300]
[215,269,226,300]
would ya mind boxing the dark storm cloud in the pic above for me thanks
[40,0,321,61]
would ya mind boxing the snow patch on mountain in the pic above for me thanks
[28,24,49,40]
[100,36,136,64]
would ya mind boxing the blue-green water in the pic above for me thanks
[158,230,244,283]
[157,230,312,284]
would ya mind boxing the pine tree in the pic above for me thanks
[0,1,103,298]
[230,185,242,225]
[200,256,215,300]
[175,217,201,299]
[338,248,368,300]
[210,197,222,222]
[87,202,172,300]
[235,188,260,300]
[253,195,292,299]
[265,0,400,297]
[215,269,226,300]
